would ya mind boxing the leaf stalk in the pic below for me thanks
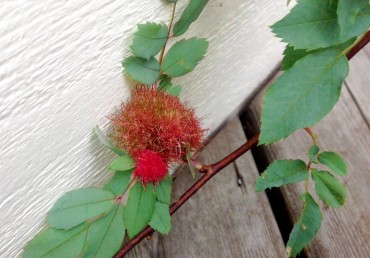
[159,2,177,67]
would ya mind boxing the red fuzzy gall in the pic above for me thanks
[133,149,168,184]
[110,88,205,162]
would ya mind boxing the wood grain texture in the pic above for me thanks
[345,45,370,125]
[243,49,370,257]
[127,118,287,258]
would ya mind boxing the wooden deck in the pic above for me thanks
[126,46,370,257]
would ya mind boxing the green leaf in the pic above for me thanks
[256,160,308,192]
[158,76,181,97]
[312,170,347,208]
[286,193,322,257]
[186,150,196,178]
[158,74,172,89]
[165,84,181,96]
[149,202,172,234]
[162,38,208,77]
[173,0,209,36]
[308,145,320,164]
[122,56,160,85]
[22,223,89,258]
[103,170,132,196]
[155,177,172,205]
[47,188,115,230]
[83,204,125,258]
[272,0,346,50]
[282,46,311,71]
[130,22,168,60]
[337,0,370,40]
[94,126,126,156]
[318,151,348,176]
[260,50,349,144]
[281,38,355,71]
[124,183,156,238]
[109,155,135,171]
[167,0,177,3]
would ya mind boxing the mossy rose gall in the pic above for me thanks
[132,149,168,184]
[110,87,205,162]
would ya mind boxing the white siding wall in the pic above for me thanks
[0,0,287,256]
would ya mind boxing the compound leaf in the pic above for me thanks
[173,0,209,36]
[123,56,160,85]
[318,151,348,176]
[286,193,322,257]
[131,22,168,60]
[312,170,347,208]
[256,159,308,192]
[162,38,208,77]
[260,50,349,144]
[47,188,115,230]
[22,223,89,258]
[149,202,172,234]
[83,204,125,258]
[124,183,156,238]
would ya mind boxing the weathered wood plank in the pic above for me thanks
[127,118,287,257]
[345,44,370,125]
[124,234,162,258]
[363,43,370,58]
[243,51,370,257]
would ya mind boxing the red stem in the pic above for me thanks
[304,128,318,145]
[211,133,260,172]
[347,30,370,60]
[114,30,370,257]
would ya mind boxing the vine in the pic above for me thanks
[23,0,370,258]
